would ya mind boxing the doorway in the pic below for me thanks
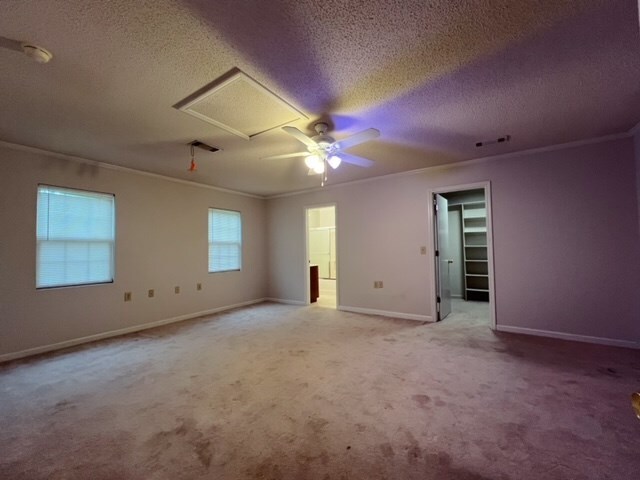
[430,183,496,328]
[306,205,337,308]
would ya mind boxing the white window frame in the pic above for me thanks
[208,208,242,273]
[36,184,115,289]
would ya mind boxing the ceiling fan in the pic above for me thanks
[263,122,380,176]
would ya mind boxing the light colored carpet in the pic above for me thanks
[1,302,639,479]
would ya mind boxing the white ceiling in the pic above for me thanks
[1,0,639,196]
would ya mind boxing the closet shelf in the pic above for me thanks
[463,209,486,219]
[458,198,489,302]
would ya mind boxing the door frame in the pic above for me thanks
[427,181,497,329]
[304,203,339,307]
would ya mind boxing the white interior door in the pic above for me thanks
[435,194,452,320]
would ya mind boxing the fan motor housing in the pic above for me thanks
[314,134,334,147]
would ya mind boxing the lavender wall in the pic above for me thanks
[635,130,640,237]
[0,146,268,359]
[488,138,638,340]
[267,137,640,345]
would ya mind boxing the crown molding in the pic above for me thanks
[0,140,264,199]
[266,132,630,199]
[1,129,632,202]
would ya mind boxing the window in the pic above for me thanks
[208,208,241,272]
[36,185,115,288]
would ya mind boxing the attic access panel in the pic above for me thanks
[178,70,307,140]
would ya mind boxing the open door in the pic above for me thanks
[430,183,496,329]
[434,194,452,321]
[306,205,337,308]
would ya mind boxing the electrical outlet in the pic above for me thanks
[374,281,384,289]
[420,246,427,255]
[174,286,180,294]
[124,292,132,302]
[148,289,154,298]
[196,283,202,291]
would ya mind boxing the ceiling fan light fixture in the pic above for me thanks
[268,123,379,176]
[312,161,325,174]
[328,155,341,169]
[305,154,321,169]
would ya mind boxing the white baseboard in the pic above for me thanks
[264,297,306,306]
[496,325,639,349]
[0,298,267,363]
[338,305,433,322]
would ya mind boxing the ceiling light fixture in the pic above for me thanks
[304,154,321,170]
[312,161,325,174]
[305,154,327,174]
[327,155,341,169]
[21,43,53,63]
[262,122,379,183]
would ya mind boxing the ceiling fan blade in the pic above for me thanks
[282,126,318,148]
[340,153,375,168]
[261,151,309,160]
[0,36,22,52]
[334,128,380,151]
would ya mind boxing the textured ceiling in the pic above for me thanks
[0,0,638,196]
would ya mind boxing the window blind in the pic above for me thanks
[208,208,241,272]
[36,185,115,288]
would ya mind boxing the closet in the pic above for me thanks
[443,189,489,302]
[461,202,489,301]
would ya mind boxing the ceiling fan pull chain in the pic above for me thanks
[188,143,197,172]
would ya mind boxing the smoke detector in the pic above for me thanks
[21,43,53,64]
